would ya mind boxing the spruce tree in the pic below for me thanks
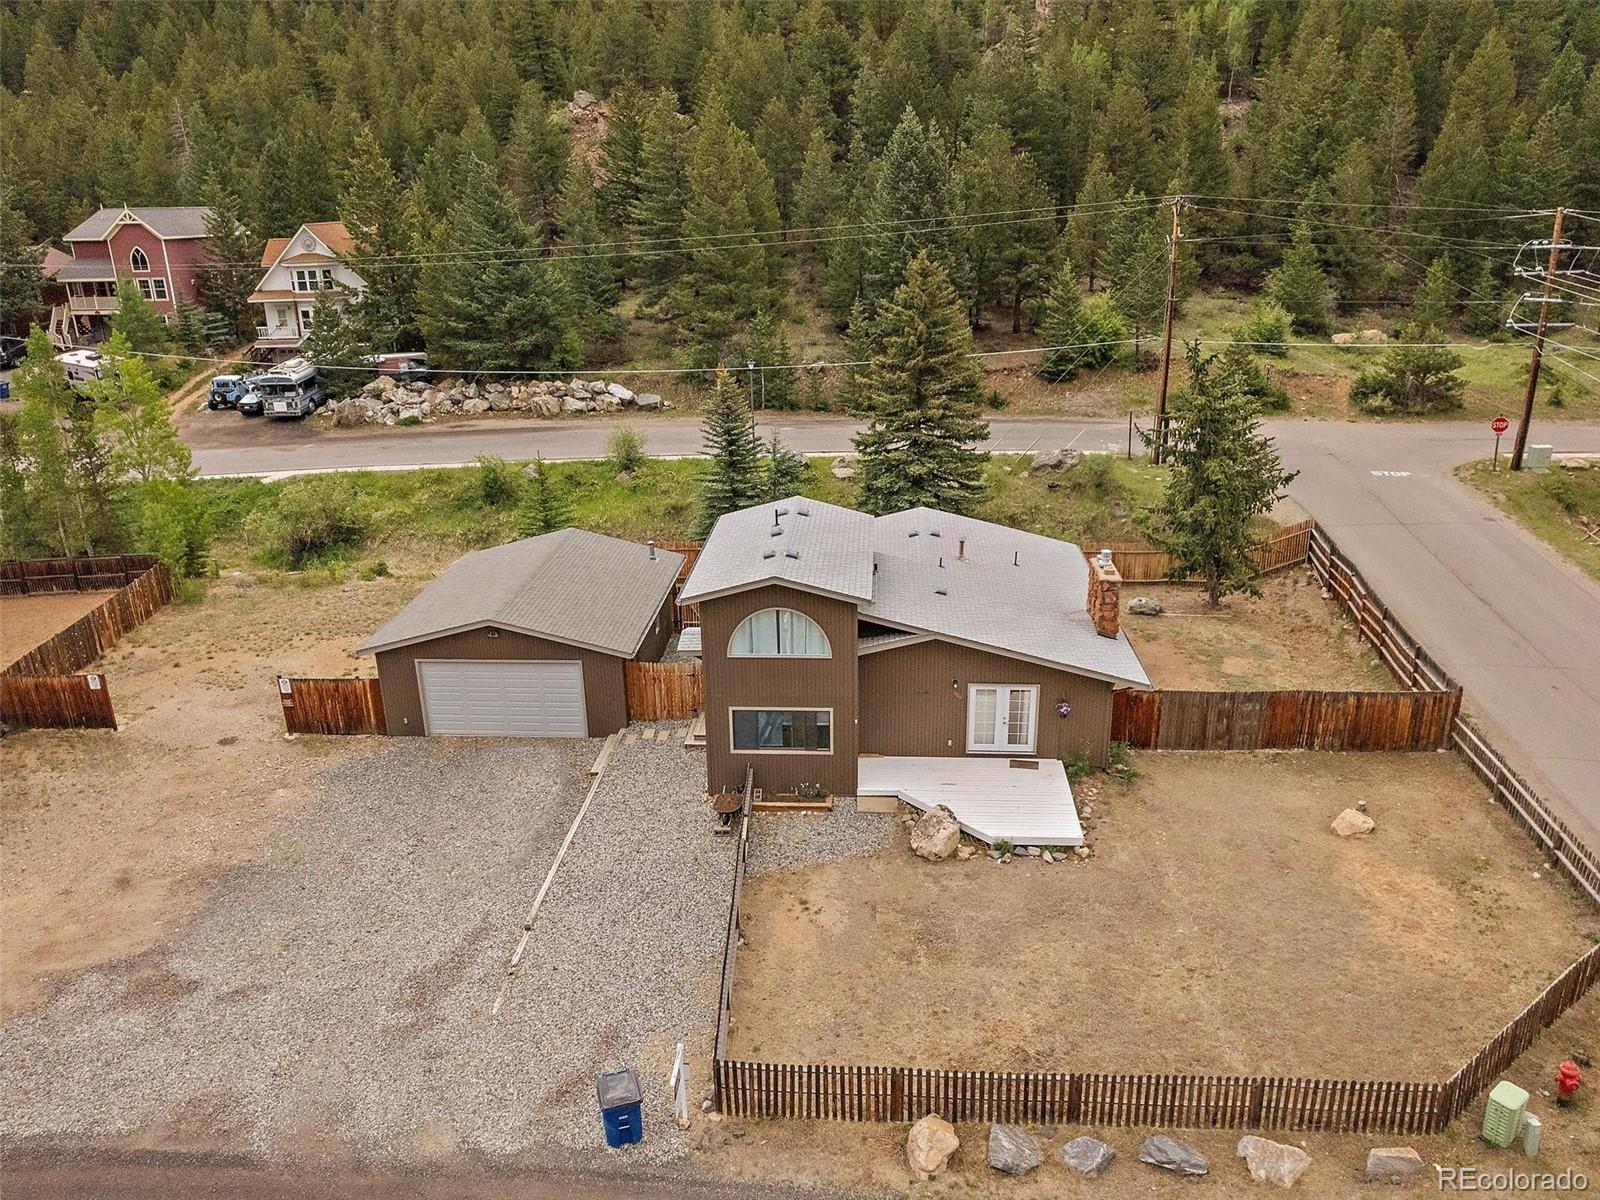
[744,310,795,409]
[1090,72,1158,195]
[860,108,967,318]
[340,126,422,351]
[630,92,692,307]
[697,368,766,537]
[0,199,44,330]
[1463,261,1508,338]
[417,155,572,372]
[762,433,811,501]
[792,128,843,262]
[1103,198,1166,367]
[1037,258,1087,382]
[195,174,259,343]
[1141,343,1297,608]
[1349,324,1465,416]
[553,156,621,349]
[1412,255,1456,330]
[1264,221,1334,336]
[517,455,572,536]
[300,295,374,400]
[1065,153,1118,291]
[501,81,569,240]
[598,81,650,247]
[956,124,1054,331]
[854,252,989,517]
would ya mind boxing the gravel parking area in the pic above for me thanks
[1,729,730,1172]
[746,801,898,877]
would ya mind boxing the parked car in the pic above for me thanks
[56,349,103,390]
[0,335,27,369]
[371,351,430,383]
[208,373,248,410]
[253,357,327,420]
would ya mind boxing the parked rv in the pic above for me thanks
[56,349,103,390]
[250,358,327,419]
[208,374,248,410]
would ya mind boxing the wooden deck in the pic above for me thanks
[857,756,1082,847]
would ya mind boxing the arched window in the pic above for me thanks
[129,247,150,272]
[728,608,831,657]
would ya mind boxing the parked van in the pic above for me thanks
[56,349,103,390]
[208,374,248,410]
[251,358,327,419]
[372,351,430,383]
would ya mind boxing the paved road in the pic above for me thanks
[190,413,1600,850]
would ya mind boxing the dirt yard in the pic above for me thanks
[0,569,420,1019]
[1123,571,1395,690]
[728,752,1597,1078]
[0,590,116,667]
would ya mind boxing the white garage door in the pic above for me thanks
[417,660,588,737]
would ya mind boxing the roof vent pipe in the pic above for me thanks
[1097,547,1113,568]
[647,539,657,560]
[1013,551,1019,567]
[958,539,966,560]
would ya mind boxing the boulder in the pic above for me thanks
[563,396,591,413]
[398,406,422,423]
[635,392,664,409]
[1062,1136,1116,1178]
[607,382,636,403]
[955,844,975,861]
[987,1125,1042,1175]
[1128,596,1163,616]
[1360,328,1388,342]
[1139,1135,1208,1177]
[1331,808,1376,838]
[1360,1147,1424,1185]
[461,397,490,416]
[909,805,961,861]
[1332,332,1359,345]
[1031,447,1085,471]
[533,394,562,417]
[1236,1135,1310,1188]
[906,1114,958,1180]
[830,456,857,479]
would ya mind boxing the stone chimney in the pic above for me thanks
[1086,548,1121,638]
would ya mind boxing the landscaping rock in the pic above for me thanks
[1128,596,1163,616]
[955,844,975,861]
[1331,808,1376,837]
[1139,1135,1208,1176]
[1332,332,1359,345]
[987,1124,1042,1175]
[607,382,635,403]
[906,1114,958,1179]
[1031,447,1085,471]
[636,392,663,409]
[830,457,856,479]
[1237,1135,1310,1188]
[1062,1135,1116,1177]
[562,396,590,413]
[910,805,961,862]
[1360,1147,1424,1185]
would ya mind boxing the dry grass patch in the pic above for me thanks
[729,752,1596,1078]
[0,590,117,667]
[1123,571,1396,690]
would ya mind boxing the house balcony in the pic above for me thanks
[67,294,120,317]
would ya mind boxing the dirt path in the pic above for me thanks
[0,591,114,666]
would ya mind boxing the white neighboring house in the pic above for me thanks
[250,221,365,359]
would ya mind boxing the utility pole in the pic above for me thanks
[1511,207,1565,471]
[1153,196,1182,466]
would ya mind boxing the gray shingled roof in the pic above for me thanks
[680,497,1150,688]
[678,499,875,604]
[55,258,117,281]
[358,529,684,658]
[64,206,213,241]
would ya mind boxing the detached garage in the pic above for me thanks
[358,529,684,738]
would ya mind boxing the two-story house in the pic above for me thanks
[51,206,214,348]
[250,221,365,359]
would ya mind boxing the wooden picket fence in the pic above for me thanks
[0,672,116,729]
[625,659,703,720]
[0,553,161,595]
[1111,687,1461,751]
[3,558,173,676]
[713,768,755,1064]
[1100,520,1314,584]
[277,677,387,735]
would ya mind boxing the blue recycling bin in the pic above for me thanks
[0,381,10,400]
[597,1067,644,1148]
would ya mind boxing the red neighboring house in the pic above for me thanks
[51,206,213,348]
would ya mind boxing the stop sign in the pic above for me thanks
[1492,416,1509,434]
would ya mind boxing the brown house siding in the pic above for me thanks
[858,639,1116,767]
[636,591,676,663]
[699,584,859,797]
[374,627,628,737]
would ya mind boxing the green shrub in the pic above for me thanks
[1349,325,1465,416]
[993,838,1015,856]
[359,560,391,580]
[1543,471,1578,515]
[607,426,647,475]
[1235,299,1293,357]
[135,478,213,578]
[1072,295,1128,369]
[1064,749,1092,782]
[475,455,520,507]
[243,474,372,567]
[1074,453,1117,497]
[985,389,1009,410]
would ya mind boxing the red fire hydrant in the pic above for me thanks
[1556,1060,1582,1106]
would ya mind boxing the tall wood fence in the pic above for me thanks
[0,673,116,729]
[0,553,161,595]
[277,677,387,735]
[625,660,703,720]
[1111,688,1461,751]
[1309,526,1600,907]
[1101,520,1314,584]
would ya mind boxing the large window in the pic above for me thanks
[728,608,831,657]
[293,267,337,292]
[136,277,169,301]
[129,247,150,272]
[731,709,832,753]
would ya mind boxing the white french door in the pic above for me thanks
[966,684,1039,754]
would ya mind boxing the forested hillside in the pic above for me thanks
[4,0,1599,376]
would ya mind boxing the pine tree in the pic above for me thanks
[517,455,572,536]
[860,108,967,319]
[300,295,374,399]
[194,173,260,343]
[745,310,795,409]
[762,433,811,501]
[340,126,422,351]
[854,252,989,517]
[0,199,45,330]
[630,92,692,307]
[1349,323,1466,416]
[553,156,621,349]
[697,368,767,537]
[1264,221,1334,336]
[1141,343,1297,607]
[666,97,782,367]
[418,155,572,372]
[1065,153,1118,292]
[1037,258,1087,382]
[1103,198,1166,367]
[1412,255,1456,330]
[792,128,843,262]
[502,80,570,240]
[1463,261,1508,337]
[956,124,1054,331]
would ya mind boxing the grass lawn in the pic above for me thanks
[1458,458,1600,582]
[202,453,1173,577]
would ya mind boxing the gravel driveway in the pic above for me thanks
[1,729,730,1171]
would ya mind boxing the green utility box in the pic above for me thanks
[1482,1080,1530,1148]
